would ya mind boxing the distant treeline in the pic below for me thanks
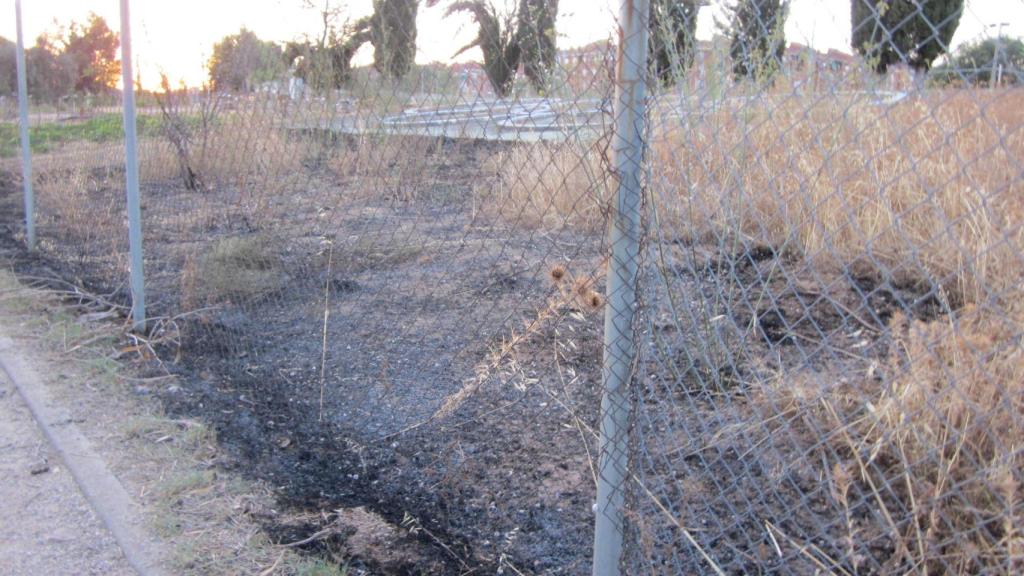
[2,2,1021,105]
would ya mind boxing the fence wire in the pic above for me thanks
[2,1,1022,574]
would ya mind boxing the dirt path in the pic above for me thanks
[0,367,134,576]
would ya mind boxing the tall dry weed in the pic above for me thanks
[327,134,457,202]
[650,90,1024,306]
[479,138,612,232]
[817,300,1024,574]
[644,88,1024,573]
[140,100,310,225]
[32,144,126,259]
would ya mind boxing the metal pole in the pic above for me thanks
[119,0,146,331]
[992,35,999,91]
[14,0,34,249]
[593,2,650,575]
[988,23,1009,90]
[995,26,1005,89]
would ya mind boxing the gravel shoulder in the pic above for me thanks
[0,365,134,576]
[0,269,345,575]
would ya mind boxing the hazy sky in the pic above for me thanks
[3,0,1023,89]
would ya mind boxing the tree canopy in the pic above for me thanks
[208,28,285,92]
[1,15,119,103]
[649,0,702,87]
[852,0,963,74]
[0,38,16,96]
[443,1,523,97]
[517,0,560,92]
[370,0,421,79]
[26,36,78,103]
[431,0,560,96]
[726,0,787,82]
[932,35,1024,86]
[285,22,371,91]
[286,0,424,90]
[63,13,121,93]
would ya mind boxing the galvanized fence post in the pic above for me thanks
[119,0,146,331]
[593,1,651,575]
[14,0,35,249]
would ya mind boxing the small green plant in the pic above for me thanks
[156,470,217,500]
[291,559,349,576]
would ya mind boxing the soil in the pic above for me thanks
[0,132,950,574]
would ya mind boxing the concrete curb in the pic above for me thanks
[0,335,169,576]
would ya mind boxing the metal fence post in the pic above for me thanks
[593,1,650,575]
[119,0,146,331]
[14,0,34,250]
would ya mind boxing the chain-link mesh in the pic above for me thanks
[2,1,1022,574]
[628,1,1023,574]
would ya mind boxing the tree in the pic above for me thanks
[932,35,1024,87]
[208,28,285,92]
[442,1,522,97]
[649,0,702,87]
[26,36,76,103]
[285,22,371,91]
[289,0,421,88]
[516,0,559,92]
[725,0,787,82]
[63,13,120,93]
[852,0,963,76]
[370,0,420,79]
[431,0,558,94]
[0,37,16,96]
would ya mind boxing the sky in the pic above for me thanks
[3,0,1023,90]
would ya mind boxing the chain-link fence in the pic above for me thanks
[3,0,1022,574]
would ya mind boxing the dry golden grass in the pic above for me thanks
[27,102,313,249]
[641,88,1023,573]
[327,133,454,202]
[143,104,311,224]
[494,88,1021,572]
[651,89,1024,306]
[812,300,1024,574]
[479,139,612,232]
[31,143,128,263]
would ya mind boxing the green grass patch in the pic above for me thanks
[0,113,164,157]
[291,559,349,576]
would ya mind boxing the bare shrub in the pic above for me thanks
[140,96,312,228]
[196,102,305,184]
[153,78,223,191]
